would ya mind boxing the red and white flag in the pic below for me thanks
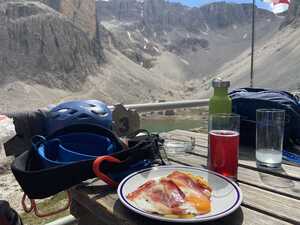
[262,0,290,14]
[272,0,290,14]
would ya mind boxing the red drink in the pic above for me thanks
[208,130,239,180]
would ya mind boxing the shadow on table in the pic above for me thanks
[77,180,115,199]
[239,145,256,161]
[258,166,299,191]
[113,199,244,225]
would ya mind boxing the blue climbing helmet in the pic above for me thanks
[46,100,112,135]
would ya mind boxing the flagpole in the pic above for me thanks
[250,0,255,88]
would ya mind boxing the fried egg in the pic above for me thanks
[126,171,212,217]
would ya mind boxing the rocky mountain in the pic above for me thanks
[0,0,180,112]
[0,0,100,91]
[0,0,290,112]
[97,0,281,88]
[196,0,300,96]
[98,0,273,31]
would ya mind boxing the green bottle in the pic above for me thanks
[209,78,232,115]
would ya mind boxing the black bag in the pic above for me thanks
[0,201,23,225]
[229,88,300,150]
[11,125,164,199]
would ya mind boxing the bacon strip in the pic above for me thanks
[126,171,212,216]
[167,171,212,197]
[127,180,156,201]
[152,178,185,208]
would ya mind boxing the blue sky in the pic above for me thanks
[169,0,271,10]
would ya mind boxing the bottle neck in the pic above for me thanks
[213,87,228,96]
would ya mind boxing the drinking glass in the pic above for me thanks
[208,113,240,180]
[256,109,285,168]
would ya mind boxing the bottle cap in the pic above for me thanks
[212,78,230,88]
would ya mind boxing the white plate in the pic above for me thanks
[117,165,243,223]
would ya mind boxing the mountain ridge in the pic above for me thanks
[0,0,294,112]
[199,0,300,95]
[97,0,281,85]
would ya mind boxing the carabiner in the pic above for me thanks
[93,155,122,188]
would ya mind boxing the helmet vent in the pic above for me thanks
[91,109,108,116]
[57,108,69,113]
[78,114,89,119]
[68,109,77,115]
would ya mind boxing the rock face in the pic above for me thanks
[97,0,280,81]
[97,0,275,32]
[29,0,97,38]
[58,0,97,38]
[0,0,101,91]
[0,0,181,112]
[281,0,300,27]
[197,0,300,96]
[1,0,298,112]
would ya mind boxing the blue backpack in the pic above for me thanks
[229,88,300,150]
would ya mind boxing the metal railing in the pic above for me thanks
[110,99,209,112]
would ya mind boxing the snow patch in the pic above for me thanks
[204,23,210,32]
[127,31,134,42]
[153,46,160,53]
[180,58,189,65]
[200,23,209,35]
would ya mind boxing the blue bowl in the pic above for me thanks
[33,133,116,168]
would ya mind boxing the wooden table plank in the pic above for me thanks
[167,153,300,200]
[240,183,300,224]
[71,180,293,225]
[168,155,300,224]
[165,130,300,181]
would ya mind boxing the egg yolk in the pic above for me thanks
[185,195,211,214]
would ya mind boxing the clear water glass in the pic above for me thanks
[256,109,285,168]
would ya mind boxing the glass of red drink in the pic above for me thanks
[208,114,240,181]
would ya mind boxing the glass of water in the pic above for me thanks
[256,109,285,168]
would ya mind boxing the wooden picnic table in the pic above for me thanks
[69,130,300,225]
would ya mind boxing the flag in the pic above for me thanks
[271,0,290,14]
[261,0,290,14]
